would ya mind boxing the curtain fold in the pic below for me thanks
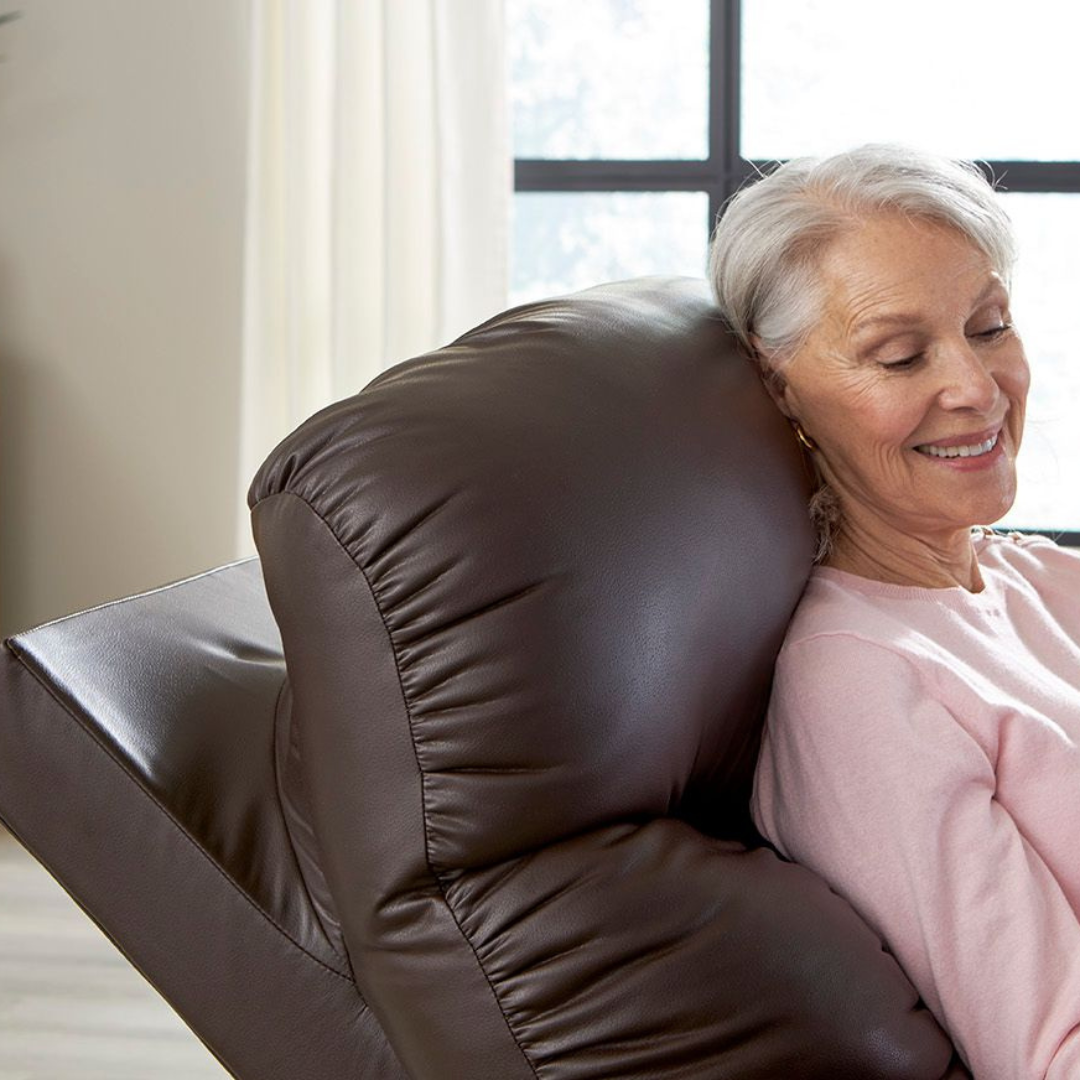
[237,0,509,555]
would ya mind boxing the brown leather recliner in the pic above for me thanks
[0,277,969,1079]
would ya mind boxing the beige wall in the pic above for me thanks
[0,0,250,637]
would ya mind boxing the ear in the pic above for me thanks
[750,334,794,419]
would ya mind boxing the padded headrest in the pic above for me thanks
[248,278,964,1080]
[251,276,813,868]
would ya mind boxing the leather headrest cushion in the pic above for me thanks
[250,276,813,869]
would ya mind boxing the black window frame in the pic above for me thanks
[512,0,1080,546]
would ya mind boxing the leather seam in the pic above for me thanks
[5,639,357,988]
[7,558,260,642]
[262,490,542,1078]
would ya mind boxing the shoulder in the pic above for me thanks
[778,570,946,682]
[770,629,945,745]
[978,528,1080,570]
[753,622,984,862]
[755,592,993,858]
[764,577,982,774]
[783,568,896,644]
[978,530,1080,614]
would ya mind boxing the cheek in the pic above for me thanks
[810,388,924,458]
[1012,354,1032,406]
[1001,349,1030,432]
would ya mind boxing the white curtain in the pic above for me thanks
[237,0,510,556]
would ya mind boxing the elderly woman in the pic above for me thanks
[708,144,1080,1080]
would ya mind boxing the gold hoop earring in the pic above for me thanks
[793,422,818,453]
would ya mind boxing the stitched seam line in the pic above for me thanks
[263,490,541,1078]
[7,558,260,641]
[5,642,356,988]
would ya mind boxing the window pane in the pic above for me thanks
[742,0,1080,161]
[509,0,709,160]
[997,194,1080,533]
[510,192,709,305]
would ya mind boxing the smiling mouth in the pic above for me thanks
[914,432,1000,459]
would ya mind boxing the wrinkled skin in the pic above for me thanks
[762,213,1030,591]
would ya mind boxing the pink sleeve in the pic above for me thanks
[752,634,1080,1080]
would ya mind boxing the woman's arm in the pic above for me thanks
[753,634,1080,1080]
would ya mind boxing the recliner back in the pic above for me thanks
[250,277,966,1079]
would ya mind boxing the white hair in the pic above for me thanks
[708,144,1017,368]
[708,144,1018,560]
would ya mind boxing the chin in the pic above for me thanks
[974,489,1018,528]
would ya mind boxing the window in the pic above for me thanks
[509,0,733,305]
[509,0,1080,541]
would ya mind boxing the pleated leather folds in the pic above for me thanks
[249,277,968,1078]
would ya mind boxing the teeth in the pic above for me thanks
[917,434,998,459]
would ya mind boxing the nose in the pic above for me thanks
[936,339,1000,414]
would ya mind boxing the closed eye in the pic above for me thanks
[971,323,1012,342]
[879,353,923,371]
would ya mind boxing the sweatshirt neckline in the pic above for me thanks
[811,536,1004,606]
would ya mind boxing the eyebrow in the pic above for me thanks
[851,278,1007,340]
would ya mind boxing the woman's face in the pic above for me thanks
[774,213,1030,545]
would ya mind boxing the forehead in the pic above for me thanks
[815,214,997,335]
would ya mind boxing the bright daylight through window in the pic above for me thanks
[508,0,1080,539]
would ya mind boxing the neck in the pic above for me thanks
[825,513,984,592]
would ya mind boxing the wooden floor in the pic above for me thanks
[0,824,230,1080]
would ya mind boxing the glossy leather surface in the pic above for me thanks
[0,560,403,1079]
[250,277,969,1078]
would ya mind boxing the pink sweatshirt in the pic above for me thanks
[752,532,1080,1080]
